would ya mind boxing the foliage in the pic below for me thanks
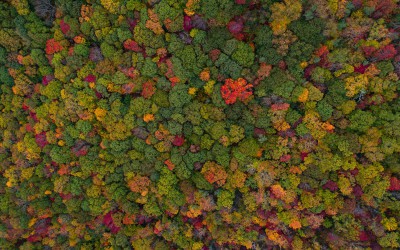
[0,0,399,249]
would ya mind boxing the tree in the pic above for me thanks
[344,74,369,98]
[238,138,260,158]
[348,110,376,133]
[168,84,192,109]
[231,42,254,68]
[32,0,56,24]
[127,175,151,196]
[220,78,253,105]
[378,232,400,248]
[45,38,63,54]
[217,190,234,209]
[270,0,302,35]
[289,18,325,47]
[201,161,228,187]
[311,67,332,84]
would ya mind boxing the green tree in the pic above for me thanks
[348,110,376,133]
[217,189,234,209]
[232,42,255,68]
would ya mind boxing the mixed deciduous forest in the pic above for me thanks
[0,0,399,249]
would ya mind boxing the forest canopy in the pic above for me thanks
[0,0,399,249]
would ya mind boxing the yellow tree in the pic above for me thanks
[270,0,302,35]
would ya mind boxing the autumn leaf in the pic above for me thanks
[289,219,302,229]
[143,113,154,123]
[271,184,286,199]
[164,159,175,171]
[146,9,164,35]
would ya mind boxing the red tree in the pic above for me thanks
[220,78,253,104]
[373,44,397,61]
[45,39,63,55]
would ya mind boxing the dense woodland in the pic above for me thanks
[0,0,400,249]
